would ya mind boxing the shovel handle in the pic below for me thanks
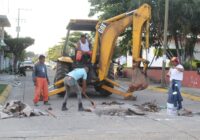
[82,92,96,108]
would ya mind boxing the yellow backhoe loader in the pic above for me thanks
[49,3,151,99]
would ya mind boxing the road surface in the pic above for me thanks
[0,68,200,140]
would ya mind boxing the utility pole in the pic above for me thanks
[14,8,30,73]
[16,8,31,38]
[161,0,169,87]
[16,8,21,38]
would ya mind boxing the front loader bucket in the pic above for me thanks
[127,67,148,92]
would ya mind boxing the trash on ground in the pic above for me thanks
[84,108,92,112]
[126,108,145,116]
[12,81,21,87]
[0,100,48,119]
[178,108,193,117]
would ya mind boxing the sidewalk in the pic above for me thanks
[0,74,17,104]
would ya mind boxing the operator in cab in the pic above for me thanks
[76,34,92,62]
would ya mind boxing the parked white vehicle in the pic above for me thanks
[20,61,34,70]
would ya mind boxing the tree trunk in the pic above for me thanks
[185,36,197,70]
[174,34,181,63]
[179,35,186,63]
[13,54,19,73]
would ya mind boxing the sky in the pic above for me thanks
[0,0,95,54]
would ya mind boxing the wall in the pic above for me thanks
[124,68,200,88]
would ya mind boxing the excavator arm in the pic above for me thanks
[92,3,151,80]
[91,4,151,98]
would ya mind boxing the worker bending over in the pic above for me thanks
[62,67,89,111]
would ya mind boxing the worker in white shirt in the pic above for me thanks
[76,34,92,62]
[167,57,184,110]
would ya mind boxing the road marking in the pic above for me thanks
[148,87,200,102]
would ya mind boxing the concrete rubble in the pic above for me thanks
[94,101,162,117]
[137,101,161,112]
[0,100,48,119]
[95,101,144,117]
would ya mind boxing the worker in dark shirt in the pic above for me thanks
[32,55,50,106]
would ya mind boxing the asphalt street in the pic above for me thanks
[0,68,200,140]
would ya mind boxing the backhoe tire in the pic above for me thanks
[95,63,114,96]
[54,61,72,96]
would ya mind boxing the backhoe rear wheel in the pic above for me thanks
[54,61,72,96]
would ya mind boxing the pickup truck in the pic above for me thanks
[20,61,34,70]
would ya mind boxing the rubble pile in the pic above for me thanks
[96,101,146,116]
[137,101,161,112]
[0,100,48,119]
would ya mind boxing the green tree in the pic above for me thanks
[88,0,200,66]
[88,0,156,57]
[4,37,34,71]
[47,44,62,61]
[167,0,200,64]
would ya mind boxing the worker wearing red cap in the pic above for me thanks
[167,57,184,81]
[167,57,184,110]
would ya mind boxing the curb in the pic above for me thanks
[0,85,12,104]
[148,86,200,102]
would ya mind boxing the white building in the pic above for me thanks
[0,15,11,71]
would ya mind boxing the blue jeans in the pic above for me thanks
[63,76,82,105]
[168,80,183,110]
[168,80,182,94]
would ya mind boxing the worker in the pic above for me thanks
[167,57,184,110]
[61,67,89,111]
[76,34,92,61]
[32,55,50,106]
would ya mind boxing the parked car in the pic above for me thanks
[20,61,34,70]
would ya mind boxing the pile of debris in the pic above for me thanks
[137,101,161,112]
[95,101,162,117]
[95,101,146,117]
[0,100,48,119]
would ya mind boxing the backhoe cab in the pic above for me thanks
[49,3,151,99]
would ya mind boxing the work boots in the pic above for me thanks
[61,103,68,111]
[44,101,51,105]
[78,103,84,111]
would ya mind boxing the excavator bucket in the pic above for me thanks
[127,67,148,92]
